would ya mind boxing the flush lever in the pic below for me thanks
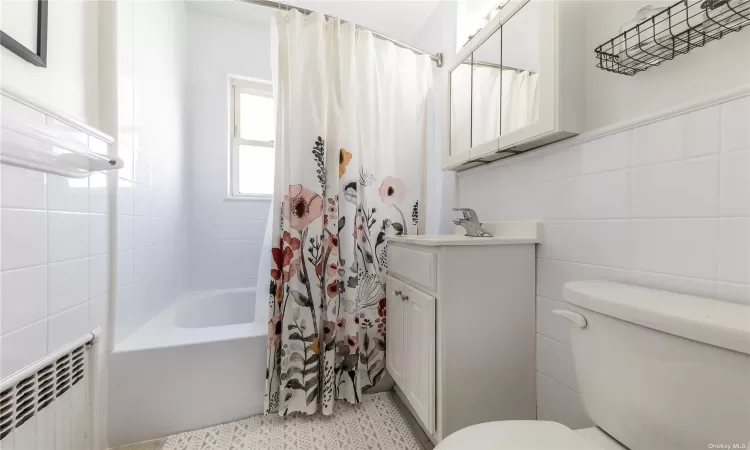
[552,310,587,328]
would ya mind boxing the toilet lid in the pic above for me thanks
[435,421,604,450]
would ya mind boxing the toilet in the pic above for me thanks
[436,280,750,450]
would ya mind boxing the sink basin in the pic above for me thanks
[386,221,541,246]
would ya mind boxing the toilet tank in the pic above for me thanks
[561,281,750,450]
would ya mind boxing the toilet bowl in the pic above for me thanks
[436,281,750,450]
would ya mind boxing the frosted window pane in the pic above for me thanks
[238,145,275,195]
[239,93,274,141]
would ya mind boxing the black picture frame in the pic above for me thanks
[0,0,48,67]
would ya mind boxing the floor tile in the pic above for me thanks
[160,392,422,450]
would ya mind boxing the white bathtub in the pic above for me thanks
[109,288,268,447]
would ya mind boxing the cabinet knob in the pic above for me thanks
[394,289,402,296]
[402,295,409,302]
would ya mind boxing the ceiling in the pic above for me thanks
[185,0,443,48]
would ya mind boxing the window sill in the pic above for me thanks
[223,196,272,203]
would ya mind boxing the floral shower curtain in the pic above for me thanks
[265,10,432,416]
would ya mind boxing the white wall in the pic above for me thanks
[1,0,100,127]
[457,93,750,428]
[114,0,189,344]
[185,8,272,291]
[413,1,459,235]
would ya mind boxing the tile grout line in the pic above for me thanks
[538,257,721,284]
[536,331,569,348]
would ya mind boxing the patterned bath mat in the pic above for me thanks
[161,392,423,450]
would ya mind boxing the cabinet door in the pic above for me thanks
[403,284,436,434]
[471,26,502,152]
[385,276,407,391]
[444,55,474,169]
[471,0,556,161]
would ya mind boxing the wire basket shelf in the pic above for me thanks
[595,0,750,76]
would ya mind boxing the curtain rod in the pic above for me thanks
[457,59,529,73]
[233,0,444,67]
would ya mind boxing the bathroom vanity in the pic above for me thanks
[385,222,541,443]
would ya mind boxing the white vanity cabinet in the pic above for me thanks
[444,0,584,171]
[386,224,540,443]
[386,275,436,432]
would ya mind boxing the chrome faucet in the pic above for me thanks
[453,208,493,237]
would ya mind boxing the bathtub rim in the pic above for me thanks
[174,287,257,329]
[114,288,268,354]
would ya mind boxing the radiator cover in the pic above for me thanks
[0,343,91,449]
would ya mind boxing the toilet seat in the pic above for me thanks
[435,421,611,450]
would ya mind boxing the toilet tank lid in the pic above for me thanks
[563,281,750,355]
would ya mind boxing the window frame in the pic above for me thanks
[229,78,274,200]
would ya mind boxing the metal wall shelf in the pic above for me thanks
[1,118,122,178]
[595,0,750,76]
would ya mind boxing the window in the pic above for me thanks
[230,79,275,198]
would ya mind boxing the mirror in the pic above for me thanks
[450,55,472,156]
[471,28,502,147]
[501,1,540,134]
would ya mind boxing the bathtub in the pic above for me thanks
[108,288,268,447]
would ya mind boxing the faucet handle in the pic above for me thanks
[452,208,480,224]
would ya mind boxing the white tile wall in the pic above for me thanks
[718,218,750,285]
[185,11,271,291]
[0,164,46,209]
[720,149,750,217]
[48,211,90,262]
[0,321,48,380]
[630,106,720,166]
[629,156,719,218]
[0,266,47,335]
[89,254,110,299]
[47,302,90,351]
[0,96,112,380]
[48,175,89,213]
[536,334,578,393]
[48,258,89,315]
[113,0,189,344]
[536,372,592,430]
[580,131,630,174]
[0,208,47,270]
[720,95,750,153]
[457,94,750,429]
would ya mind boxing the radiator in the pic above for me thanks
[0,331,100,450]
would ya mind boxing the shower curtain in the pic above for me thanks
[264,10,432,416]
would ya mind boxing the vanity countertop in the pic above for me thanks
[387,221,542,247]
[387,235,539,246]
